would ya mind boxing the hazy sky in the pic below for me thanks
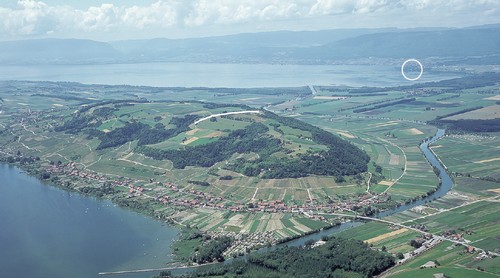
[0,0,499,41]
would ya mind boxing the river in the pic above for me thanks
[0,164,179,278]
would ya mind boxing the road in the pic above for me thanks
[308,85,317,95]
[193,110,261,125]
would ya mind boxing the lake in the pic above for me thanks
[0,63,460,88]
[0,164,178,278]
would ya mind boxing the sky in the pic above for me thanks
[0,0,499,41]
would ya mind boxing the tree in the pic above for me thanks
[304,239,316,248]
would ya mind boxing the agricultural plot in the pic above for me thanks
[452,176,500,197]
[432,134,500,178]
[295,112,439,202]
[386,241,500,277]
[336,221,419,254]
[172,210,327,238]
[444,105,500,120]
[404,200,500,252]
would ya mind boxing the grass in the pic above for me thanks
[172,237,203,262]
[432,134,500,179]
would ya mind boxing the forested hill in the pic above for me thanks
[55,100,369,179]
[137,109,370,179]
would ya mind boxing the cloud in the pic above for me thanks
[0,0,498,39]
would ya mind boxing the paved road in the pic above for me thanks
[193,110,261,125]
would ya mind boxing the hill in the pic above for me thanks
[0,38,120,64]
[301,28,500,59]
[1,25,499,64]
[56,101,369,179]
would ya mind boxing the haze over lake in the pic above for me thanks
[0,63,460,88]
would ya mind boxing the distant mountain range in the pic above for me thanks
[1,25,499,65]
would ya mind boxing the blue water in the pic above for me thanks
[0,164,178,278]
[0,63,460,88]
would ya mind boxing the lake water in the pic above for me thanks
[0,164,178,278]
[0,63,460,88]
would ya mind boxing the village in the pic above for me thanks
[45,161,391,220]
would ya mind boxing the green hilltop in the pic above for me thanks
[56,101,369,180]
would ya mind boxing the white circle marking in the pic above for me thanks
[401,59,423,81]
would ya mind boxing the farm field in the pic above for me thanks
[404,200,500,252]
[294,113,439,202]
[336,221,420,254]
[432,133,500,179]
[386,241,500,277]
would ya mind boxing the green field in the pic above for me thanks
[432,134,500,179]
[386,241,500,277]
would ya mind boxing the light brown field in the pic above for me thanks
[484,95,500,101]
[487,188,500,194]
[203,131,224,138]
[313,96,347,100]
[181,137,199,145]
[405,128,424,135]
[444,105,500,120]
[337,131,356,138]
[365,228,409,244]
[378,181,394,186]
[226,214,244,227]
[290,218,312,233]
[389,154,400,165]
[186,128,199,135]
[373,121,400,128]
[266,217,285,231]
[474,157,500,164]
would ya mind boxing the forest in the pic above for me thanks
[56,111,200,149]
[435,118,500,132]
[159,237,395,278]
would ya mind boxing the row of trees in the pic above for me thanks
[433,118,500,132]
[353,98,416,113]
